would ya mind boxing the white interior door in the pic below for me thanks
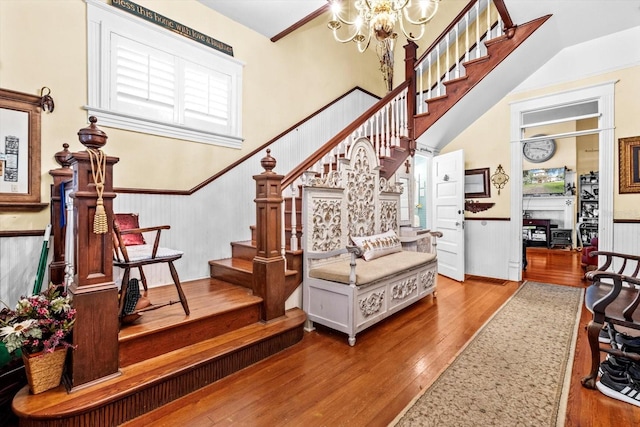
[432,149,465,281]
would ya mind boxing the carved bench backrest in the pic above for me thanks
[302,138,403,269]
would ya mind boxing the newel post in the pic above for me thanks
[67,117,120,390]
[49,143,73,285]
[253,149,286,321]
[404,40,418,155]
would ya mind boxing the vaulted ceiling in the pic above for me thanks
[199,0,640,48]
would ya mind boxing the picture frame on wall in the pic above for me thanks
[0,88,45,211]
[619,136,640,194]
[464,167,491,198]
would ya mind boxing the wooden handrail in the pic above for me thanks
[282,80,410,189]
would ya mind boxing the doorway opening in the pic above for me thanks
[509,81,616,281]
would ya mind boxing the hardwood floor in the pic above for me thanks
[121,248,639,426]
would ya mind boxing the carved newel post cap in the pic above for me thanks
[77,116,107,149]
[54,143,73,168]
[260,149,276,174]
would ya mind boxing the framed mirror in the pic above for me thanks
[465,168,491,198]
[0,88,45,211]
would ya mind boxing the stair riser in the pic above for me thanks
[209,264,253,288]
[119,304,261,367]
[231,243,257,261]
[18,328,304,427]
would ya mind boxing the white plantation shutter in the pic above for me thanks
[113,35,176,122]
[184,62,231,132]
[87,0,243,147]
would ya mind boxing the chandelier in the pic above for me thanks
[328,0,440,53]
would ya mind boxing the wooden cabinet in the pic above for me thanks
[523,218,551,248]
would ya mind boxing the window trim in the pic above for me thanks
[85,0,244,148]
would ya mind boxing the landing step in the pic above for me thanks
[210,257,298,288]
[12,308,306,426]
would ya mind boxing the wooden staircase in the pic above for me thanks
[209,191,304,301]
[413,15,550,137]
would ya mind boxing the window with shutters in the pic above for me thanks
[86,0,243,148]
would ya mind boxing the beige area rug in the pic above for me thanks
[391,281,584,427]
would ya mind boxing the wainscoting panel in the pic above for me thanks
[464,219,511,280]
[612,222,640,274]
[0,235,43,305]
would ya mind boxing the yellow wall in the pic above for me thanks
[0,0,383,230]
[443,65,640,220]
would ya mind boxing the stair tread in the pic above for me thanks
[210,256,299,275]
[12,308,306,418]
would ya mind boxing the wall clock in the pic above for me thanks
[523,135,556,163]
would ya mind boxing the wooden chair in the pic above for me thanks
[581,250,640,389]
[112,213,190,322]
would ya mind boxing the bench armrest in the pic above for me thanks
[586,270,640,321]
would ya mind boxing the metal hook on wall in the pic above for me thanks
[39,86,55,113]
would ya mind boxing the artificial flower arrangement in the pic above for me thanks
[0,284,76,356]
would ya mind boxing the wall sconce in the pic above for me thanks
[491,164,509,195]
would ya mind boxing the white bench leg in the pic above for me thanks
[304,319,315,332]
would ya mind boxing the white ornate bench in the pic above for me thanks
[302,138,439,346]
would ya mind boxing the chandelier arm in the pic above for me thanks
[356,28,372,53]
[399,17,426,41]
[333,13,362,27]
[332,28,362,44]
[402,1,440,26]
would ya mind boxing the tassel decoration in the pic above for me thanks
[88,148,108,234]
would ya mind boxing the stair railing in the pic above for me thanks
[281,80,411,254]
[415,0,514,114]
[274,0,516,274]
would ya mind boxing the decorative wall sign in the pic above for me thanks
[619,136,640,193]
[111,0,234,57]
[0,88,46,211]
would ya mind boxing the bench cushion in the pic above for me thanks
[309,250,436,286]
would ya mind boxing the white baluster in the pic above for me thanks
[373,112,378,152]
[436,44,441,97]
[455,25,460,78]
[64,187,74,292]
[445,34,450,82]
[290,183,298,251]
[391,95,398,146]
[281,194,287,268]
[475,2,481,58]
[385,104,391,157]
[465,13,470,63]
[486,0,491,40]
[427,55,432,103]
[417,63,424,114]
[404,88,409,136]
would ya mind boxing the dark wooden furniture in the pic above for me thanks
[112,214,190,320]
[523,218,551,248]
[581,251,640,389]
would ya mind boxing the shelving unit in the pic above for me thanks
[577,171,598,248]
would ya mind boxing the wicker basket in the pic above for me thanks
[22,348,67,394]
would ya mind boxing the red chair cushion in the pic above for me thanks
[115,213,146,246]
